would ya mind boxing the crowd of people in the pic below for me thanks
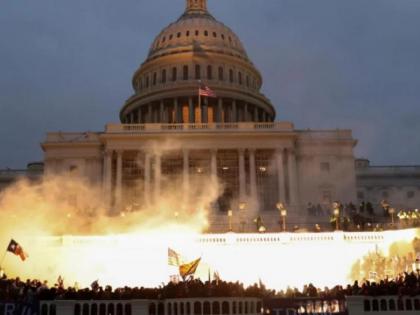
[304,200,420,232]
[1,271,419,303]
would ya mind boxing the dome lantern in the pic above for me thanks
[186,0,207,13]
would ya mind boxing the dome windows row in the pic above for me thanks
[153,29,241,51]
[135,64,259,92]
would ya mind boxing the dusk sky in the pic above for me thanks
[1,0,419,168]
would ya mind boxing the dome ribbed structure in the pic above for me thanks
[120,0,275,124]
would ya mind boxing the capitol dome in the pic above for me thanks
[120,0,275,124]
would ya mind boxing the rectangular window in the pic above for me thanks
[172,67,177,81]
[195,65,201,80]
[161,69,166,84]
[183,66,189,80]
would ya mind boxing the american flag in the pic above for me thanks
[199,84,217,98]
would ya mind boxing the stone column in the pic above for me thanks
[148,104,152,123]
[154,154,161,203]
[211,149,217,181]
[238,149,246,201]
[103,150,113,209]
[244,103,248,121]
[232,100,237,122]
[115,150,123,209]
[183,149,189,201]
[249,149,257,199]
[174,98,179,123]
[262,111,266,122]
[217,98,223,123]
[137,108,142,123]
[188,97,194,123]
[159,100,165,123]
[144,153,151,206]
[276,149,286,203]
[287,149,299,206]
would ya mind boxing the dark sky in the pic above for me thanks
[1,0,419,169]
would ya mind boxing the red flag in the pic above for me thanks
[7,239,28,261]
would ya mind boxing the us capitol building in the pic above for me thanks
[2,0,420,230]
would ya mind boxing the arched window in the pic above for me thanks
[75,304,81,315]
[91,304,98,315]
[238,302,243,314]
[195,30,199,36]
[204,30,208,36]
[256,302,262,314]
[380,299,387,311]
[186,31,190,37]
[108,304,115,315]
[41,304,48,315]
[83,304,90,315]
[183,66,189,80]
[244,302,248,314]
[174,303,178,315]
[363,300,370,312]
[195,65,201,80]
[162,36,166,43]
[232,302,237,314]
[221,34,225,40]
[207,65,213,80]
[158,303,165,315]
[169,34,173,40]
[213,32,217,38]
[149,303,156,315]
[414,299,420,310]
[168,303,172,315]
[222,302,229,315]
[212,302,220,315]
[177,32,181,38]
[125,304,132,315]
[50,304,57,315]
[180,303,185,315]
[203,302,210,315]
[397,299,404,310]
[406,299,413,310]
[194,302,201,315]
[218,67,224,81]
[172,67,177,81]
[99,304,106,315]
[161,69,167,84]
[117,304,123,315]
[238,72,242,85]
[389,299,396,311]
[229,69,234,83]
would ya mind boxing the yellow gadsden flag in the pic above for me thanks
[179,258,201,279]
